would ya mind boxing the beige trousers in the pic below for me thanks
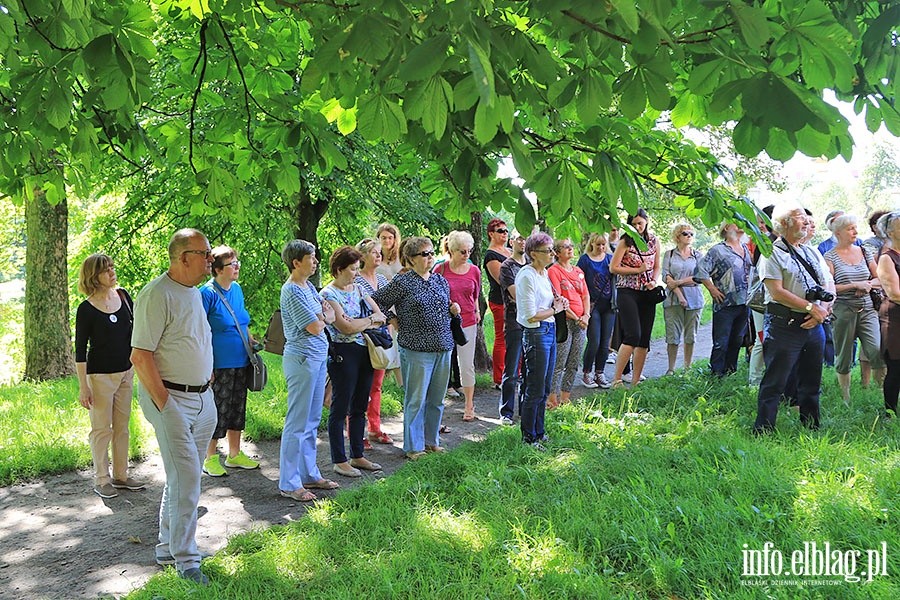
[86,369,134,485]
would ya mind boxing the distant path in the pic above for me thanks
[0,322,713,599]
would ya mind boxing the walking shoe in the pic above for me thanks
[622,373,646,383]
[178,567,209,586]
[595,373,611,389]
[93,483,118,498]
[202,455,227,477]
[606,351,617,364]
[157,550,213,566]
[582,372,598,388]
[111,477,147,490]
[527,440,546,452]
[224,451,259,470]
[446,387,460,398]
[500,416,514,426]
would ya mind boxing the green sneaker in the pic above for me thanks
[224,451,259,470]
[202,455,227,477]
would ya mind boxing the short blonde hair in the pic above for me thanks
[78,254,114,296]
[670,223,693,243]
[356,238,382,268]
[446,230,474,253]
[586,232,608,253]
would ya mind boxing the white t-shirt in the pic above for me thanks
[132,273,213,385]
[760,241,834,310]
[515,265,555,328]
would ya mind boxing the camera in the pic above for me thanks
[805,285,835,303]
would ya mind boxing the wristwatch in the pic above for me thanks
[804,302,813,313]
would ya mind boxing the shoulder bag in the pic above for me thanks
[211,284,268,392]
[357,285,400,369]
[436,262,469,346]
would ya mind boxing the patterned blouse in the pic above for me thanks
[371,270,454,353]
[616,235,659,291]
[321,283,367,346]
[694,241,752,311]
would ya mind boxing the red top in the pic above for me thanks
[436,262,482,327]
[548,263,587,317]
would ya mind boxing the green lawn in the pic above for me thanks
[123,366,899,599]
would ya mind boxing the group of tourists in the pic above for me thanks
[71,205,900,584]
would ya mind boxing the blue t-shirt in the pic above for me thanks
[577,253,613,302]
[201,280,251,369]
[280,280,328,359]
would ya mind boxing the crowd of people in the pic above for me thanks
[72,206,900,584]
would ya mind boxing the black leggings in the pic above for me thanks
[884,352,900,414]
[616,287,657,349]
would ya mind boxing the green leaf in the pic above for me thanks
[731,3,771,48]
[467,39,495,106]
[474,98,499,145]
[398,34,450,82]
[576,71,608,125]
[615,70,645,120]
[421,76,450,139]
[864,101,882,134]
[795,124,831,157]
[453,76,479,111]
[496,94,515,134]
[764,128,796,162]
[356,93,407,144]
[611,0,640,33]
[508,134,535,181]
[879,99,900,137]
[337,107,357,135]
[687,58,728,95]
[45,84,71,130]
[732,118,767,157]
[514,188,537,236]
[641,68,670,111]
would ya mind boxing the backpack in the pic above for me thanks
[262,309,285,355]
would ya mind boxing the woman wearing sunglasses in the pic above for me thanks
[662,224,704,375]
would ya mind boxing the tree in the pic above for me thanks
[3,0,899,378]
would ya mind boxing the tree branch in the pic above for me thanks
[20,4,81,53]
[189,20,210,174]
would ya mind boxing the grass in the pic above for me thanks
[0,353,402,486]
[125,363,900,599]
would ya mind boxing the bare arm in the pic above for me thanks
[75,362,92,409]
[130,348,169,411]
[878,255,900,303]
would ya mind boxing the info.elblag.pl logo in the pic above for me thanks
[741,541,888,585]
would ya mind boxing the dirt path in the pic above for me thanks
[0,323,713,599]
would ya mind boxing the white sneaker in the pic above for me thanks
[446,388,460,398]
[622,373,646,384]
[582,373,598,388]
[606,351,617,364]
[595,373,611,389]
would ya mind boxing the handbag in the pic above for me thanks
[450,314,468,346]
[356,284,399,368]
[550,282,569,344]
[871,288,886,312]
[211,283,268,392]
[649,285,667,305]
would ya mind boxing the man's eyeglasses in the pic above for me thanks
[492,228,508,235]
[414,250,435,257]
[183,250,212,259]
[680,231,695,237]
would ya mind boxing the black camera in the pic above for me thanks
[805,285,835,303]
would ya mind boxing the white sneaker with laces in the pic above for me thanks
[595,373,611,389]
[582,372,598,388]
[606,351,617,364]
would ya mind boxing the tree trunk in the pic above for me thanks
[24,188,75,381]
[291,178,329,288]
[468,211,492,373]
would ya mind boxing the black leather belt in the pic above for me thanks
[765,303,806,319]
[162,380,210,393]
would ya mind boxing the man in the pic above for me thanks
[131,229,217,585]
[754,208,835,433]
[498,231,529,426]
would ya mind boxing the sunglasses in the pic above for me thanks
[680,231,695,237]
[456,248,473,255]
[414,250,435,257]
[492,228,509,235]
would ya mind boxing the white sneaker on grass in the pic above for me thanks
[581,372,598,388]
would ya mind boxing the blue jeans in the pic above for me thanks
[754,313,824,432]
[280,352,327,490]
[327,343,374,464]
[400,347,451,452]
[710,304,749,375]
[521,322,557,443]
[499,325,524,420]
[583,303,615,374]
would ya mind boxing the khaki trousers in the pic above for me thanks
[86,369,134,485]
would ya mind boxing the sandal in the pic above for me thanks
[462,413,475,422]
[280,488,316,502]
[405,451,426,461]
[368,431,394,444]
[425,445,445,453]
[303,479,340,490]
[439,424,451,434]
[546,399,560,411]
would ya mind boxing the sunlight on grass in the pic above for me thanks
[415,506,490,552]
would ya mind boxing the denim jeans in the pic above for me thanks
[583,304,615,374]
[710,304,749,375]
[280,352,327,490]
[521,322,556,443]
[328,343,374,464]
[754,313,824,432]
[500,325,524,420]
[400,347,451,452]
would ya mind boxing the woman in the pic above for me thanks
[484,218,512,387]
[578,233,616,389]
[548,237,589,408]
[75,254,145,499]
[516,233,568,449]
[825,215,885,403]
[279,239,340,502]
[355,238,394,446]
[434,230,481,420]
[661,224,704,375]
[200,246,260,477]
[375,222,402,281]
[372,237,460,460]
[322,246,387,477]
[610,209,660,387]
[878,211,900,417]
[695,221,752,376]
